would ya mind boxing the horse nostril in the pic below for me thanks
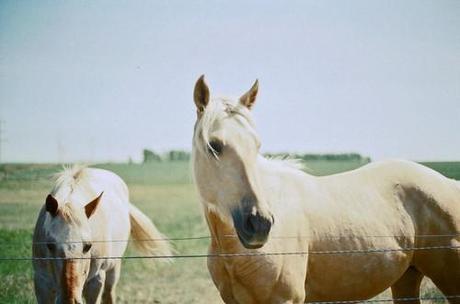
[244,213,272,236]
[245,215,257,234]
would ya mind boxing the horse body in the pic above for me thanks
[192,76,460,303]
[33,166,171,304]
[305,159,460,301]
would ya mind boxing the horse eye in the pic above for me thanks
[83,243,92,253]
[47,243,56,251]
[208,140,223,156]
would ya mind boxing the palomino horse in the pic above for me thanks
[33,166,171,304]
[191,76,460,304]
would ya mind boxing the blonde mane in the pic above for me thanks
[50,164,90,203]
[263,156,307,172]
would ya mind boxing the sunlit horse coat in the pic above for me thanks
[191,76,460,304]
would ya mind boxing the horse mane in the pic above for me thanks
[264,156,307,172]
[51,164,89,198]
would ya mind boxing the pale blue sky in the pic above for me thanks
[1,1,459,162]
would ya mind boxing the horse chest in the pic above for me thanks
[210,255,280,303]
[205,211,307,303]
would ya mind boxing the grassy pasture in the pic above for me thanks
[0,160,458,303]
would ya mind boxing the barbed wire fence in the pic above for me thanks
[1,244,460,261]
[1,233,459,260]
[2,232,460,245]
[1,233,459,303]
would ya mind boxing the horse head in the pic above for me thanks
[192,76,274,249]
[43,192,102,303]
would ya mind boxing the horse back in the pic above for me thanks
[358,160,459,237]
[311,160,459,242]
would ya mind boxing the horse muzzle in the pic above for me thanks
[232,208,274,249]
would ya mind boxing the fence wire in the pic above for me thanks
[1,233,458,246]
[1,244,459,261]
[1,239,459,303]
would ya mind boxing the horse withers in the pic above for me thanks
[33,166,171,304]
[191,75,460,304]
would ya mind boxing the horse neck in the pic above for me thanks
[255,155,313,198]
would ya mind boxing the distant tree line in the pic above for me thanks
[143,149,162,162]
[264,152,371,162]
[143,149,370,163]
[143,149,191,163]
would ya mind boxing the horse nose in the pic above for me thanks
[243,212,273,237]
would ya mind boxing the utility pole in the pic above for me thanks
[0,120,4,164]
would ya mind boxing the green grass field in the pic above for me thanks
[0,160,458,303]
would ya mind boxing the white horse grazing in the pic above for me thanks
[33,166,171,304]
[191,76,460,304]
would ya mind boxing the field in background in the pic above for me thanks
[1,160,459,303]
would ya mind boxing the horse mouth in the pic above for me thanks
[235,230,267,249]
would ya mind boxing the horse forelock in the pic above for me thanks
[58,203,84,225]
[48,165,93,227]
[193,97,254,155]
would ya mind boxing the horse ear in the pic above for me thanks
[239,79,259,110]
[193,75,210,114]
[84,192,103,218]
[46,194,59,217]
